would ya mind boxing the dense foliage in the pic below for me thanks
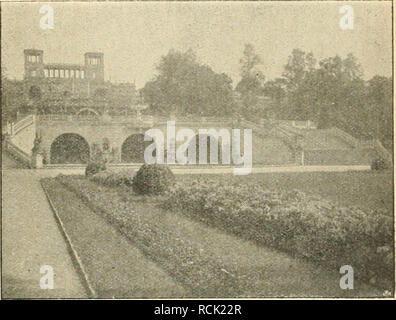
[141,49,236,116]
[132,164,175,195]
[163,177,393,288]
[262,49,392,148]
[235,44,266,117]
[89,169,134,187]
[371,158,389,171]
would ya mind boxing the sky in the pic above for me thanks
[1,1,392,89]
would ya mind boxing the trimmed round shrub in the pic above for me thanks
[132,164,175,195]
[85,161,106,177]
[371,158,389,171]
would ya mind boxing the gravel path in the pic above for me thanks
[2,153,87,298]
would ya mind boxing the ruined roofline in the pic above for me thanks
[24,49,43,54]
[84,52,103,56]
[44,63,85,69]
[24,49,104,65]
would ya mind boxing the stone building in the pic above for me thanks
[20,49,138,115]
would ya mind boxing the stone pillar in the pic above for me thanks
[111,147,120,163]
[31,153,44,169]
[294,146,304,166]
[6,122,12,135]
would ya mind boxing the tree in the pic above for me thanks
[263,78,287,118]
[314,54,365,129]
[366,76,393,148]
[282,49,316,92]
[268,50,366,125]
[235,44,266,118]
[280,49,316,120]
[141,49,236,116]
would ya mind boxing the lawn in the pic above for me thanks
[177,170,393,215]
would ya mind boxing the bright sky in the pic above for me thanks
[1,1,392,89]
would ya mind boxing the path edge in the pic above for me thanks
[40,179,97,298]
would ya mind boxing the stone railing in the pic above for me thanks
[3,114,37,168]
[330,127,361,148]
[244,119,298,143]
[38,114,98,121]
[4,138,31,167]
[6,114,35,136]
[37,114,154,124]
[36,114,235,127]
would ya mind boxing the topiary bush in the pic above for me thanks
[132,164,175,195]
[85,161,106,177]
[371,158,389,171]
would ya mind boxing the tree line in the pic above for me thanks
[141,44,392,149]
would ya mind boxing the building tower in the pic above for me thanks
[84,52,104,82]
[24,49,44,79]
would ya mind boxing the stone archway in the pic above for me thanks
[121,134,154,163]
[50,133,90,164]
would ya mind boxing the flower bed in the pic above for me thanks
[162,177,393,288]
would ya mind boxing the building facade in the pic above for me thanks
[20,49,137,115]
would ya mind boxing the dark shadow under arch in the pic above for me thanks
[190,134,221,164]
[121,134,154,163]
[50,133,90,164]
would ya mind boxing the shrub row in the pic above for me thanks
[88,164,175,195]
[90,169,134,187]
[162,178,394,288]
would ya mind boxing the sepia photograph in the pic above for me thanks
[1,1,394,301]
